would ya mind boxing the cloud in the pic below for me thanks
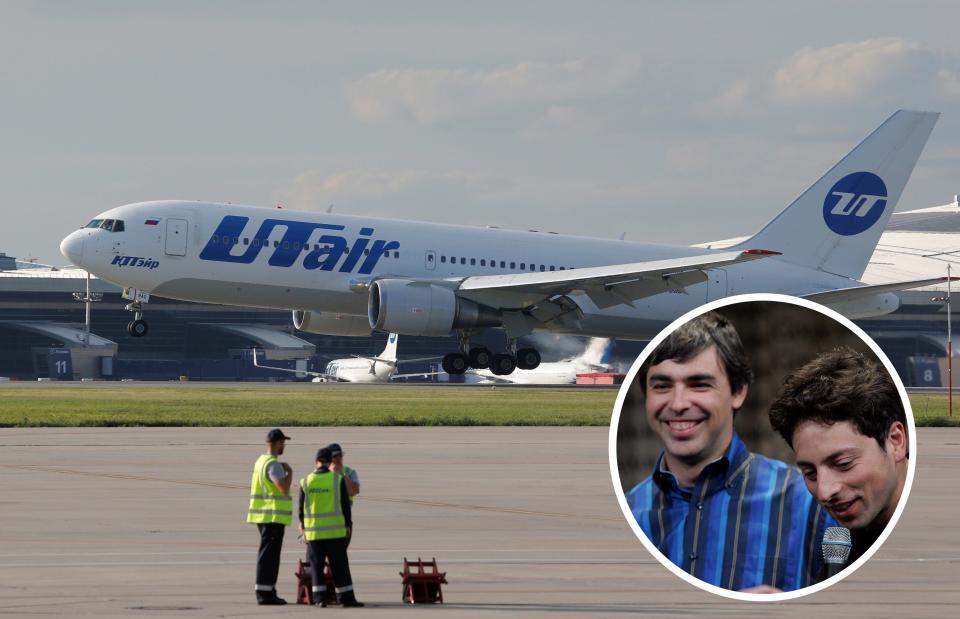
[520,105,605,140]
[273,168,491,214]
[771,38,931,104]
[694,78,754,117]
[700,38,960,117]
[346,59,641,125]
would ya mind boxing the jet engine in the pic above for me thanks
[292,310,372,336]
[368,279,501,336]
[820,292,901,319]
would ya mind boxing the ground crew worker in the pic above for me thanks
[298,447,364,607]
[247,428,293,605]
[327,443,359,547]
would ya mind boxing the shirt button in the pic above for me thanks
[689,552,697,560]
[696,502,703,510]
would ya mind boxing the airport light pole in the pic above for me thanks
[72,271,102,347]
[936,266,954,416]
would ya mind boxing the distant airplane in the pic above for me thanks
[62,110,950,376]
[461,337,614,384]
[252,333,432,383]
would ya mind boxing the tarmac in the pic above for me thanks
[0,425,957,617]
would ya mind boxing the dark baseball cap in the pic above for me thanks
[316,447,333,463]
[266,428,291,442]
[327,443,343,457]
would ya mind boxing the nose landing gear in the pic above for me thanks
[126,317,148,337]
[122,288,151,338]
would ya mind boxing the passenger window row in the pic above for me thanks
[439,255,570,272]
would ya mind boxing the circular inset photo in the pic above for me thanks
[609,294,916,601]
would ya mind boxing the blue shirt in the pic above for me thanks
[626,433,836,591]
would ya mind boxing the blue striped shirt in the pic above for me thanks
[626,433,835,591]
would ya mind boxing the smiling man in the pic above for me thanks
[626,311,834,592]
[768,347,908,570]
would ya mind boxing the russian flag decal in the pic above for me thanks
[144,218,160,226]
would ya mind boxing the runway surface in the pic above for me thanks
[0,426,957,617]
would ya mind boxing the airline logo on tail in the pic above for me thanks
[822,172,888,236]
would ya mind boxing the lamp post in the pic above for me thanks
[72,271,102,347]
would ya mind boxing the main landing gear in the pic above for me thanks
[441,333,541,376]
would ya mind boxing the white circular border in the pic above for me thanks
[607,293,918,602]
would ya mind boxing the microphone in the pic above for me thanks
[822,526,852,579]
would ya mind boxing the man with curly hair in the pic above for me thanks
[768,347,908,567]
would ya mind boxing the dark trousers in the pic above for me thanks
[307,537,354,600]
[255,523,285,597]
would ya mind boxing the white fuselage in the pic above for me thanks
[468,359,604,385]
[60,200,863,340]
[324,357,394,383]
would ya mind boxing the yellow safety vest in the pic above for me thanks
[300,470,347,541]
[247,454,293,525]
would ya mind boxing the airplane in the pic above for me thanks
[459,337,614,384]
[251,333,431,382]
[61,110,951,376]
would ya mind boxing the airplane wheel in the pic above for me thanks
[442,352,469,375]
[515,348,541,370]
[468,347,492,369]
[490,353,517,376]
[127,319,149,337]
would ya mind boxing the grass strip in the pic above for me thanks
[0,386,617,427]
[2,387,959,427]
[908,394,960,427]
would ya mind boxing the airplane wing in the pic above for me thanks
[361,355,442,364]
[456,249,778,310]
[390,370,443,380]
[804,276,959,304]
[251,349,345,382]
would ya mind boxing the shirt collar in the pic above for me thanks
[652,431,752,493]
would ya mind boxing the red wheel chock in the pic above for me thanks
[295,557,338,606]
[399,557,447,604]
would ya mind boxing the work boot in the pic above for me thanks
[340,594,364,607]
[257,593,287,605]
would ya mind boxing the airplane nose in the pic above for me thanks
[60,231,85,266]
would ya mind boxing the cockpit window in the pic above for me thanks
[95,219,125,232]
[85,219,104,229]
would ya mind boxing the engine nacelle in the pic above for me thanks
[821,292,901,319]
[292,310,372,336]
[368,279,501,336]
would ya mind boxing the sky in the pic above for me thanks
[5,1,960,266]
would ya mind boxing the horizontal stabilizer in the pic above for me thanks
[804,276,959,304]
